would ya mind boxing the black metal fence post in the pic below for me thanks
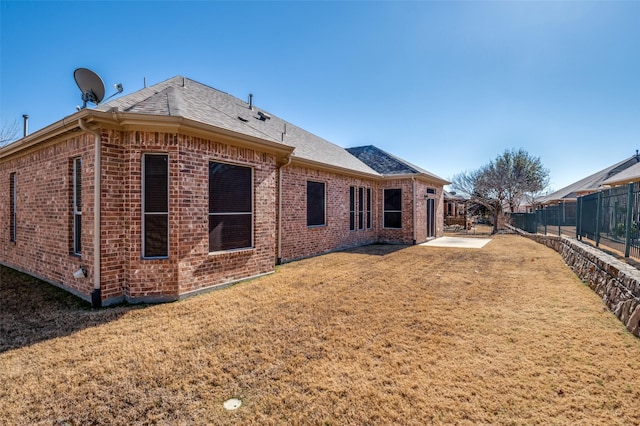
[558,201,562,236]
[595,191,601,247]
[625,183,633,257]
[576,197,582,240]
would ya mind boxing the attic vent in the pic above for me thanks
[238,116,248,122]
[426,188,436,195]
[257,111,271,121]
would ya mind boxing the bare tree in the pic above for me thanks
[451,149,549,234]
[0,119,19,147]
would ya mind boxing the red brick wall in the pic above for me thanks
[108,130,278,302]
[100,129,128,301]
[0,133,96,300]
[114,130,180,302]
[173,134,277,297]
[378,179,416,244]
[1,126,444,305]
[0,129,280,304]
[279,165,379,262]
[414,180,445,243]
[278,169,446,262]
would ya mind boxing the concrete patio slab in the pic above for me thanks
[420,236,492,249]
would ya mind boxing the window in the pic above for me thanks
[366,188,372,229]
[349,186,356,231]
[307,181,325,226]
[383,188,402,229]
[358,187,364,230]
[142,154,169,258]
[209,161,253,252]
[9,173,16,242]
[73,158,82,255]
[350,186,371,231]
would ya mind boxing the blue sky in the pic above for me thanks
[2,1,639,191]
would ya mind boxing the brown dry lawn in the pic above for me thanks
[1,234,639,425]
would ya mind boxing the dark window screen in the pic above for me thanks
[143,154,169,258]
[209,161,253,252]
[209,214,252,251]
[366,188,372,229]
[307,181,326,226]
[209,162,252,213]
[144,215,168,257]
[349,186,356,231]
[358,187,364,230]
[384,188,402,229]
[144,155,168,213]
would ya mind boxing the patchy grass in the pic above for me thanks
[1,235,639,425]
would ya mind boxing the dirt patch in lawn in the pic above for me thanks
[1,235,639,425]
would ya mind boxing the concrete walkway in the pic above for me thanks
[420,236,492,249]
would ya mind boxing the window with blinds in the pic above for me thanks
[209,161,253,252]
[142,154,169,258]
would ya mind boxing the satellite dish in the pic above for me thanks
[74,68,105,108]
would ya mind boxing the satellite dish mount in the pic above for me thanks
[74,68,123,109]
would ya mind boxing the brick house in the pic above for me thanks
[0,76,448,306]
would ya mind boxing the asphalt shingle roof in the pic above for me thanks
[346,145,448,183]
[602,160,640,186]
[541,155,640,203]
[98,76,379,175]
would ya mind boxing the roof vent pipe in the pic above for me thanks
[249,93,253,110]
[22,114,28,137]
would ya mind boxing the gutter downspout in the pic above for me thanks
[277,155,292,265]
[412,177,417,245]
[79,119,102,308]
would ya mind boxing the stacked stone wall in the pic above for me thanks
[513,228,640,337]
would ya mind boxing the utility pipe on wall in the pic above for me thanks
[22,114,29,137]
[78,119,102,308]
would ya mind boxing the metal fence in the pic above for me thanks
[511,182,640,259]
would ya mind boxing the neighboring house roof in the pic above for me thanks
[540,154,640,204]
[97,76,379,176]
[602,160,640,186]
[443,190,467,201]
[345,145,449,184]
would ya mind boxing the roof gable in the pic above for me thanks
[346,145,448,184]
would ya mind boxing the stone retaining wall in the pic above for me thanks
[511,228,640,337]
